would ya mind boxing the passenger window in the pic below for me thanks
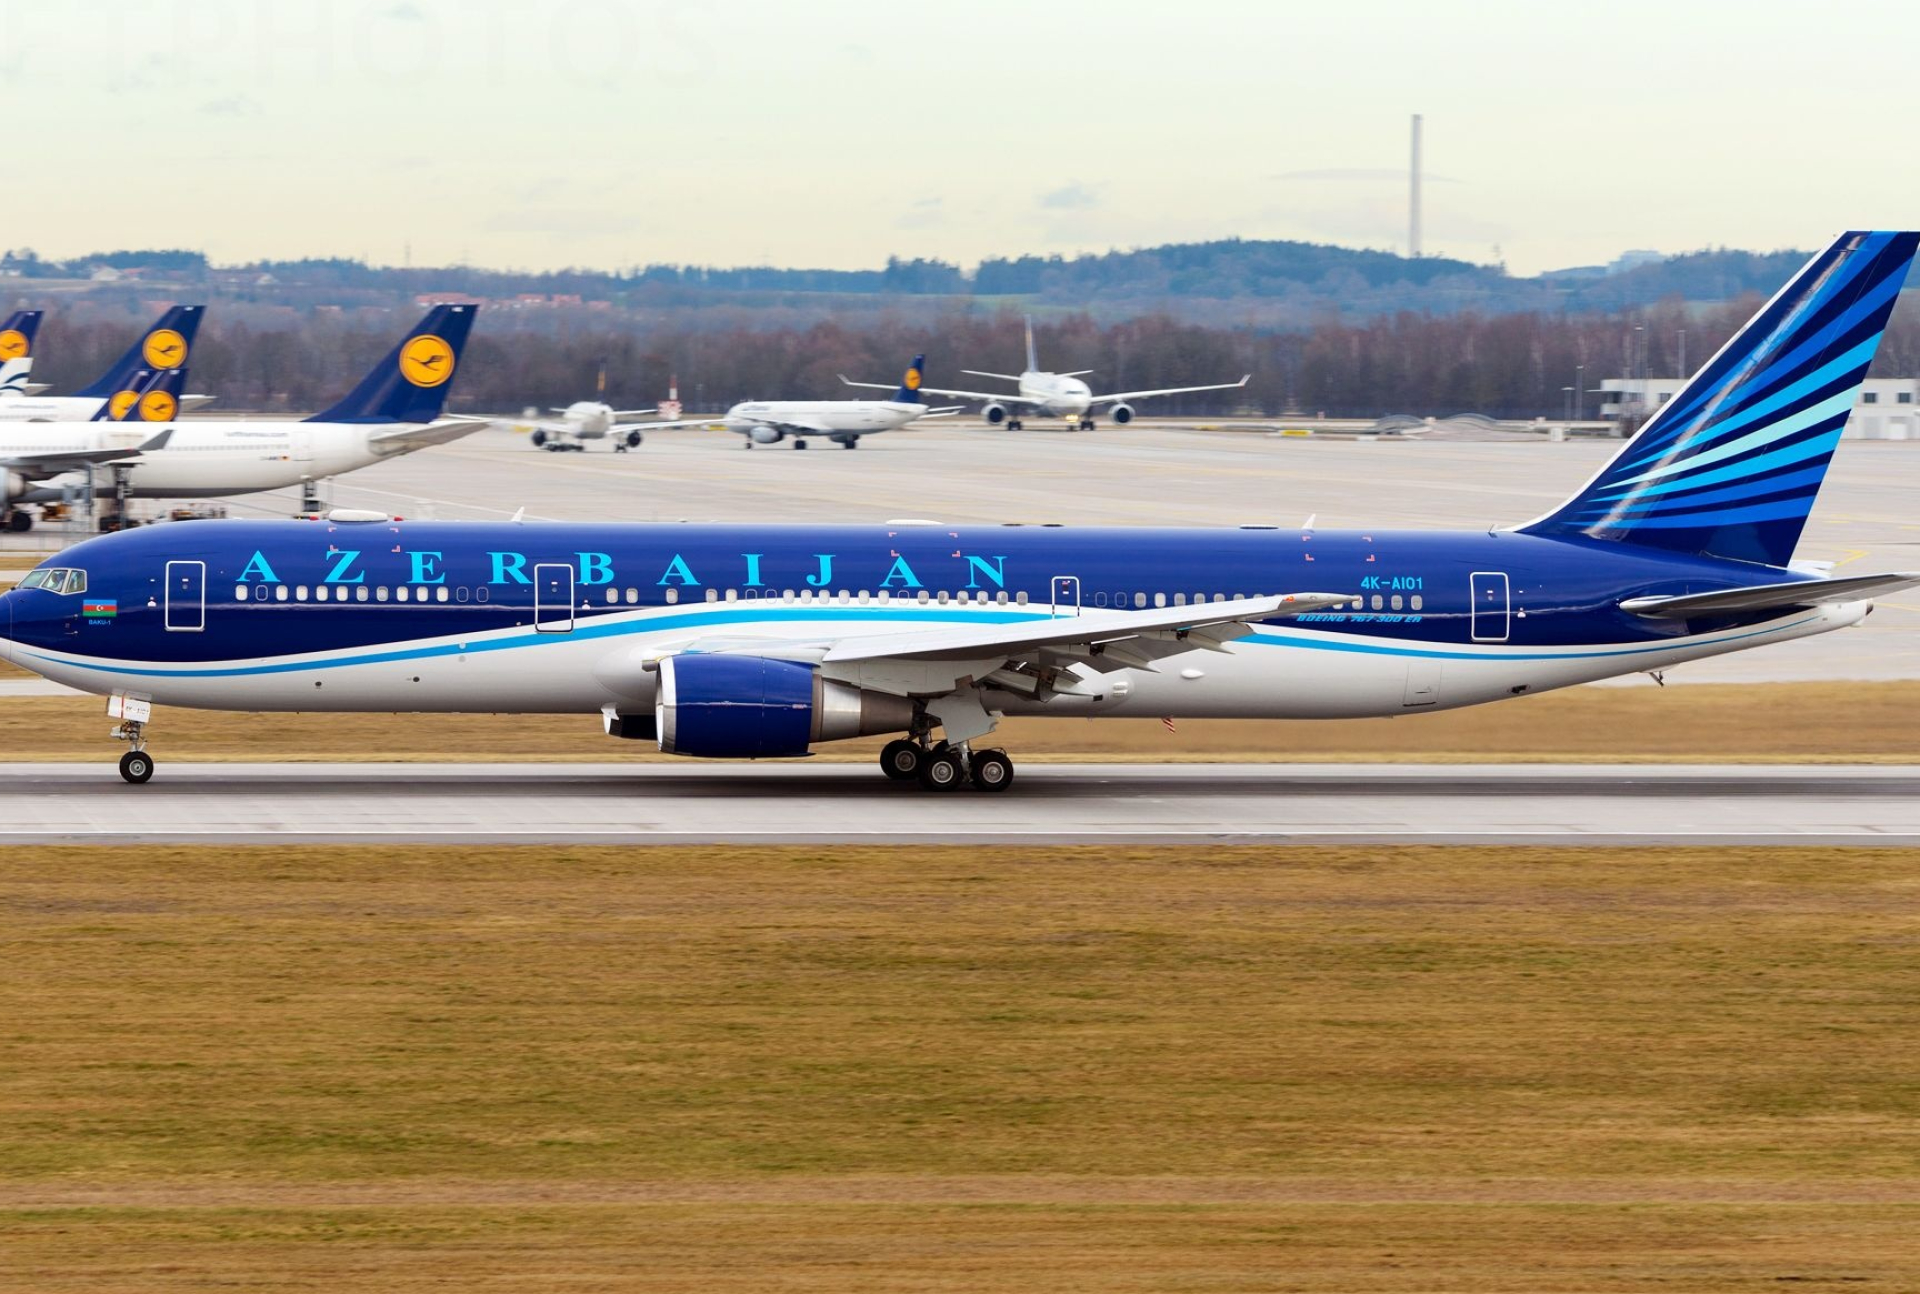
[1094,592,1107,607]
[916,590,930,604]
[937,591,949,605]
[476,587,489,603]
[1390,595,1402,610]
[435,587,448,603]
[395,586,408,602]
[376,587,388,602]
[704,588,717,603]
[725,588,738,602]
[625,588,638,604]
[1016,591,1027,606]
[1410,595,1423,610]
[456,587,471,603]
[996,591,1008,604]
[356,587,369,602]
[1371,595,1384,610]
[1173,593,1186,606]
[1154,593,1166,608]
[275,585,289,602]
[1134,593,1147,608]
[665,587,679,604]
[296,586,309,601]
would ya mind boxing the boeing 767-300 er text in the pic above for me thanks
[3,233,1914,787]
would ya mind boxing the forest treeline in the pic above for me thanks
[26,293,1920,421]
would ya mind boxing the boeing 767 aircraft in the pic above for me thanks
[2,232,1913,789]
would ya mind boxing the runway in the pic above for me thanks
[5,762,1920,846]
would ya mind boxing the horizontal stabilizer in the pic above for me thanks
[1620,571,1920,618]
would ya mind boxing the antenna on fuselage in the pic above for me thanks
[509,506,526,523]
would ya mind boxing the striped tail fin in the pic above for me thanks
[1520,230,1920,567]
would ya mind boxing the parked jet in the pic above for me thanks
[728,354,954,448]
[0,305,215,421]
[846,319,1247,430]
[3,233,1915,792]
[0,310,45,397]
[0,304,480,532]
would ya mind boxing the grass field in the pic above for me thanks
[3,844,1917,1290]
[1,679,1918,763]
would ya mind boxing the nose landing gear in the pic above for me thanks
[112,718,154,784]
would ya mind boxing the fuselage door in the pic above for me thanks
[1469,571,1510,643]
[1049,575,1081,617]
[164,560,205,632]
[535,563,575,633]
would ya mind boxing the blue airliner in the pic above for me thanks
[4,232,1918,787]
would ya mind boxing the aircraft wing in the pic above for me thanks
[178,393,217,412]
[822,593,1347,667]
[838,376,1053,407]
[1620,572,1920,618]
[0,433,170,480]
[1089,375,1251,406]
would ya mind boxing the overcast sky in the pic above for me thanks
[4,0,1916,276]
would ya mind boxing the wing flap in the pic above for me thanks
[1620,572,1920,617]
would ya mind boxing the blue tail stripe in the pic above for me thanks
[1596,388,1857,496]
[1572,425,1847,520]
[1576,462,1834,519]
[1611,330,1881,478]
[1591,496,1831,530]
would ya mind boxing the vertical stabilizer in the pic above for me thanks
[891,354,927,404]
[1024,316,1039,373]
[92,366,187,422]
[1519,230,1919,567]
[303,304,478,424]
[0,310,44,395]
[71,305,204,400]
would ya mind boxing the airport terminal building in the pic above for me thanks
[1602,377,1920,439]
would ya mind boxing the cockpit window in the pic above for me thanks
[19,567,85,594]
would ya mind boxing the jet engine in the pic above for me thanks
[1110,403,1135,424]
[982,403,1008,425]
[655,654,914,758]
[529,429,547,447]
[749,425,783,445]
[623,430,644,448]
[4,470,26,501]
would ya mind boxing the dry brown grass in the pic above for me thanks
[2,679,1919,762]
[2,844,1918,1290]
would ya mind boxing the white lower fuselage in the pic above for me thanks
[725,399,926,438]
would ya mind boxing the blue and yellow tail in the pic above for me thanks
[1522,230,1920,567]
[891,354,927,403]
[71,305,204,400]
[0,309,43,394]
[304,304,478,424]
[91,366,187,423]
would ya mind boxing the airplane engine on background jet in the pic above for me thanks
[1110,403,1135,424]
[530,429,547,447]
[654,654,913,758]
[982,403,1008,425]
[4,471,23,499]
[749,425,783,444]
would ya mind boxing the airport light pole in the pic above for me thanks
[1574,364,1585,422]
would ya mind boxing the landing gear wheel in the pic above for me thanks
[1079,417,1096,431]
[793,439,808,450]
[880,739,923,782]
[970,749,1014,792]
[118,750,154,784]
[6,509,32,533]
[917,748,965,791]
[841,438,859,449]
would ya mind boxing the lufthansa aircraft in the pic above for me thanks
[0,306,212,422]
[725,354,955,448]
[0,311,46,397]
[3,233,1916,788]
[844,318,1247,430]
[0,305,480,532]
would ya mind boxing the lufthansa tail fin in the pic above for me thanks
[70,305,204,400]
[0,310,44,395]
[303,303,478,425]
[1519,231,1920,567]
[91,366,188,423]
[891,354,927,403]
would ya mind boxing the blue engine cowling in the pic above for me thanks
[655,654,914,759]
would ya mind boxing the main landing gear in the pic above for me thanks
[878,738,1015,793]
[1077,416,1096,431]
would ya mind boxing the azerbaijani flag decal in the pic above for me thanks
[82,599,117,618]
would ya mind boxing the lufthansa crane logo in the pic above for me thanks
[399,334,455,388]
[143,328,188,370]
[0,329,28,361]
[109,390,140,421]
[903,366,922,391]
[139,389,179,422]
